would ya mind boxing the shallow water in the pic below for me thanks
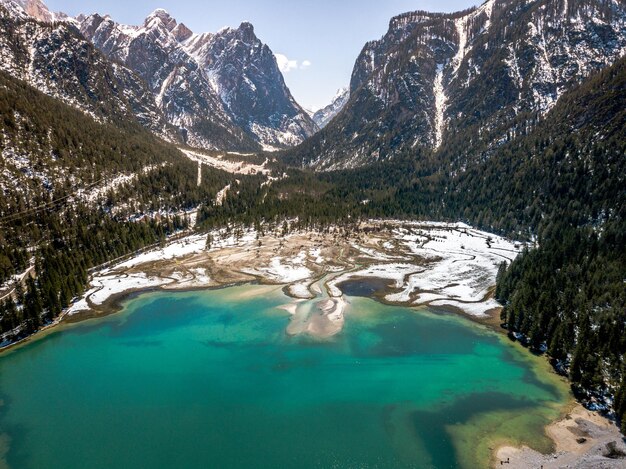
[337,277,392,297]
[0,285,568,468]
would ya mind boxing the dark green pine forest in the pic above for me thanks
[0,69,242,335]
[0,33,625,433]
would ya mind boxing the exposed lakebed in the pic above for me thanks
[0,284,568,469]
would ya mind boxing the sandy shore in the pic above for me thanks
[495,403,626,468]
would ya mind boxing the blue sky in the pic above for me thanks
[46,0,480,110]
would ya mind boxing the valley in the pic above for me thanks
[0,0,625,467]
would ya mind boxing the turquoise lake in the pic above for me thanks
[0,285,568,468]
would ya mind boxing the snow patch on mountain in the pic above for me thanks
[451,0,495,74]
[312,88,349,129]
[78,9,315,151]
[433,65,447,148]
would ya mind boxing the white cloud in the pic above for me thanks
[275,54,312,73]
[275,53,298,73]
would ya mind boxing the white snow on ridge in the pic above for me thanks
[312,87,349,129]
[451,0,496,75]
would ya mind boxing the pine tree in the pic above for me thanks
[24,277,43,333]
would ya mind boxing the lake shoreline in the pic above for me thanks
[0,286,574,469]
[55,220,523,336]
[493,402,626,468]
[0,220,621,467]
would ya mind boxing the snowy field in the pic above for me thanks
[329,222,521,316]
[68,221,523,322]
[180,148,270,175]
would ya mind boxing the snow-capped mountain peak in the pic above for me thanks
[291,0,626,170]
[312,88,349,129]
[78,7,316,150]
[181,17,317,148]
[144,8,177,31]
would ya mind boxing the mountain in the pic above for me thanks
[7,0,54,22]
[183,21,318,149]
[0,2,181,139]
[286,0,626,170]
[311,88,349,129]
[3,1,316,151]
[79,9,316,151]
[78,10,258,152]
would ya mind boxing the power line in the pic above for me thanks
[0,178,105,225]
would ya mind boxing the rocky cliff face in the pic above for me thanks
[7,0,54,22]
[288,0,626,170]
[79,10,258,151]
[0,2,177,139]
[79,10,316,151]
[311,88,349,129]
[184,22,318,149]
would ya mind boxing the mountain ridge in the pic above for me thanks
[0,2,181,140]
[0,0,317,152]
[311,88,349,129]
[79,8,317,151]
[78,10,260,152]
[285,0,626,170]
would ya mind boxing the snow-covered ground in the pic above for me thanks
[242,251,312,284]
[67,221,522,322]
[329,222,522,316]
[71,273,172,313]
[288,282,315,299]
[115,234,208,270]
[67,228,258,315]
[180,148,270,175]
